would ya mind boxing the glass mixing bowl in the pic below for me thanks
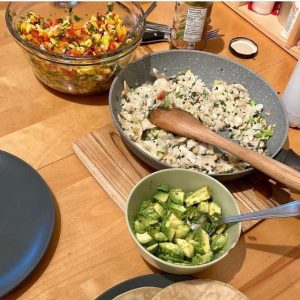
[6,2,145,95]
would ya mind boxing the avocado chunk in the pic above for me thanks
[153,203,166,218]
[136,232,152,245]
[191,251,214,265]
[134,220,145,233]
[166,200,186,217]
[137,215,159,227]
[157,183,170,193]
[193,228,211,254]
[185,186,211,207]
[147,243,158,254]
[176,238,195,258]
[153,191,169,203]
[158,254,186,264]
[184,206,201,221]
[169,189,185,205]
[215,224,227,235]
[174,224,190,239]
[165,213,184,229]
[159,242,184,259]
[211,234,228,253]
[198,201,210,213]
[139,200,160,221]
[154,232,168,242]
[209,202,222,216]
[161,226,176,242]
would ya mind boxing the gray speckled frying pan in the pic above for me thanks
[109,50,300,181]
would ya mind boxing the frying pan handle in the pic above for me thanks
[275,149,300,172]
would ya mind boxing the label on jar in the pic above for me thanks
[183,7,207,42]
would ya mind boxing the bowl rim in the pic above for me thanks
[5,1,145,63]
[125,168,242,270]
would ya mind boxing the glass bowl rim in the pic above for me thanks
[5,1,145,62]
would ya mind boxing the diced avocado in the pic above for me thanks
[167,201,186,217]
[139,215,158,227]
[191,251,214,265]
[189,240,202,254]
[158,254,186,264]
[154,232,168,242]
[146,224,161,237]
[159,242,184,259]
[209,202,222,216]
[215,224,227,235]
[169,189,185,205]
[174,224,190,239]
[176,239,195,258]
[136,232,152,245]
[185,233,194,242]
[211,234,228,253]
[153,191,169,203]
[154,202,166,218]
[165,213,184,229]
[139,200,160,221]
[198,201,210,213]
[147,243,158,254]
[157,183,170,193]
[161,226,176,242]
[184,206,201,221]
[193,229,211,254]
[134,220,145,233]
[185,186,211,207]
[138,215,159,227]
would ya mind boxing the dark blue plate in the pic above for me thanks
[96,273,193,300]
[0,150,55,297]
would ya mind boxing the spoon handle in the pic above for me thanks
[222,201,300,224]
[150,108,300,191]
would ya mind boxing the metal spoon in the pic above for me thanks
[191,200,300,231]
[121,1,157,46]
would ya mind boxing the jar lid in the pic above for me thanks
[229,37,258,59]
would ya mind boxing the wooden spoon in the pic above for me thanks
[150,107,300,191]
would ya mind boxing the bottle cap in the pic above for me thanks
[229,37,258,59]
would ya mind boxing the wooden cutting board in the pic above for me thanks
[73,123,290,232]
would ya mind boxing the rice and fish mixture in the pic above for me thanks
[119,69,274,174]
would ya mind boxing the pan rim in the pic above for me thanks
[109,49,289,179]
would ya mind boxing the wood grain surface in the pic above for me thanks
[73,123,290,232]
[0,2,300,300]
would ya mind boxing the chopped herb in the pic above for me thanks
[175,92,182,98]
[107,3,114,12]
[159,99,171,109]
[74,15,82,22]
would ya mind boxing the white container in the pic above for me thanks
[252,1,275,15]
[280,2,300,39]
[278,2,293,25]
[281,60,300,128]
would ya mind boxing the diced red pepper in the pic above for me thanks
[156,91,167,101]
[109,42,117,51]
[31,29,39,39]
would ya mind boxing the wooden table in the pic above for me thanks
[1,2,299,299]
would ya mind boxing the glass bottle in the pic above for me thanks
[281,60,300,128]
[170,1,213,50]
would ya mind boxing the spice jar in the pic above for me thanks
[170,1,213,50]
